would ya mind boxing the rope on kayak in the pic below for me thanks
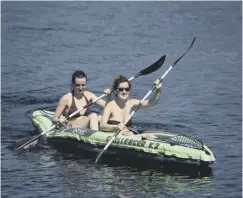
[25,105,56,119]
[29,109,68,131]
[144,134,207,152]
[163,135,204,150]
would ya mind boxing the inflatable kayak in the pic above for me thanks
[30,109,215,167]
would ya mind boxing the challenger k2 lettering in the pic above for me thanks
[106,136,160,149]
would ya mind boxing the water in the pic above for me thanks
[1,1,241,198]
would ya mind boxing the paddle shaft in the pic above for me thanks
[95,37,196,162]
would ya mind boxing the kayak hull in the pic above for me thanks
[30,109,216,172]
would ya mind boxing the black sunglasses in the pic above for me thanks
[75,83,86,87]
[117,87,130,92]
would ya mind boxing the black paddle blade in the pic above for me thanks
[171,37,196,67]
[134,55,166,78]
[12,136,39,150]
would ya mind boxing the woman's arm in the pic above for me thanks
[145,87,161,107]
[90,89,112,108]
[53,95,68,122]
[134,80,162,108]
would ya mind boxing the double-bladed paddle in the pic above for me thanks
[15,55,166,150]
[95,37,196,163]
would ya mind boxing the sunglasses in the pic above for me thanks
[117,87,130,92]
[75,83,86,87]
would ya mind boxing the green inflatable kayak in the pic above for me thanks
[30,109,216,167]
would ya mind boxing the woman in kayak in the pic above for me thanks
[53,70,111,130]
[100,75,162,136]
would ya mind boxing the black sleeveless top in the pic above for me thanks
[67,93,91,118]
[107,119,132,127]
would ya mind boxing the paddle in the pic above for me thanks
[95,37,196,163]
[15,55,166,150]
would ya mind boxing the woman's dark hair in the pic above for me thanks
[70,70,87,92]
[71,70,87,85]
[112,75,131,90]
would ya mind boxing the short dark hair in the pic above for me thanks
[112,75,131,90]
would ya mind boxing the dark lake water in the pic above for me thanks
[1,2,242,198]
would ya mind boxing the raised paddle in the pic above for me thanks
[95,37,196,163]
[15,55,166,150]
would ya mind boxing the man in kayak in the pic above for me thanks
[100,75,162,136]
[52,70,111,130]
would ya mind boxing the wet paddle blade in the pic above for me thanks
[13,136,39,150]
[171,37,196,68]
[135,55,166,77]
[16,123,57,150]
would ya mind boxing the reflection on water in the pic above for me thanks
[47,151,214,197]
